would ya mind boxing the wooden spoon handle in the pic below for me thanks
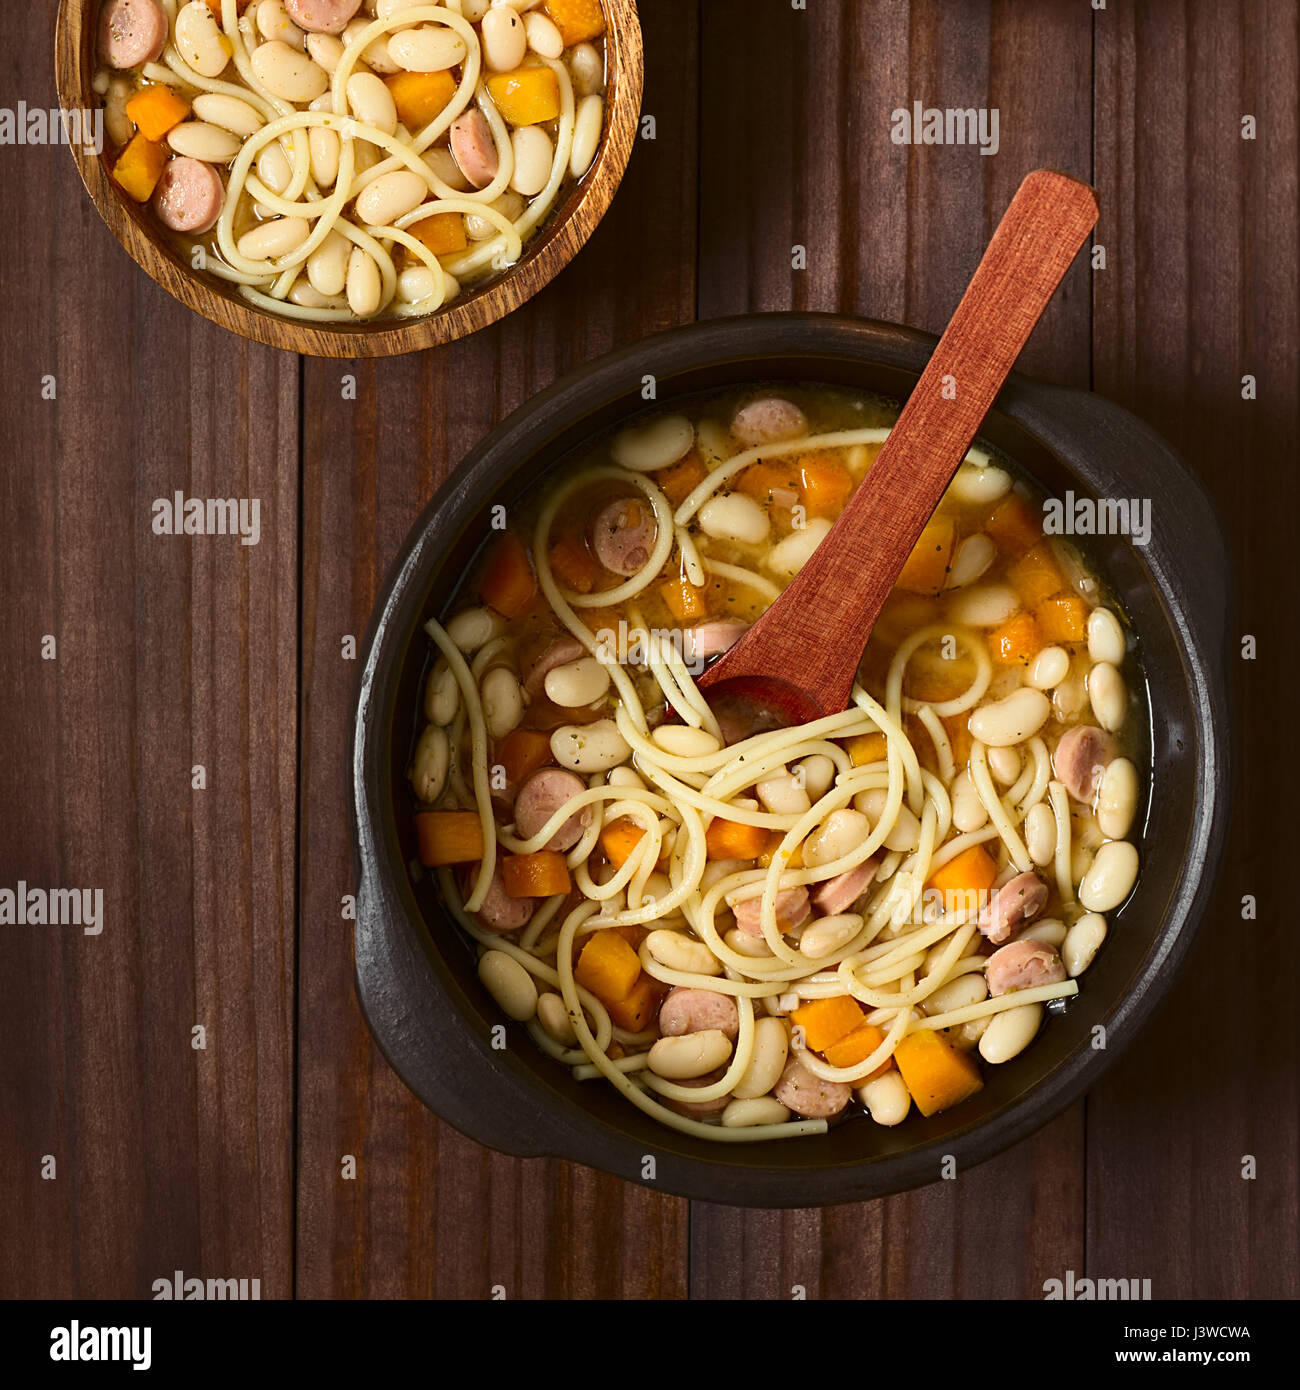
[701,169,1098,714]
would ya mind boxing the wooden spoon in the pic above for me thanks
[696,169,1099,728]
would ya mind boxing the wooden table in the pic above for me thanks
[2,0,1295,1300]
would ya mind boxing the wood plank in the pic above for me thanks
[0,6,297,1299]
[691,0,1092,1297]
[1089,0,1299,1298]
[293,1,698,1300]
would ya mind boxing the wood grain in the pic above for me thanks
[292,0,697,1299]
[1088,0,1299,1298]
[0,5,297,1298]
[53,0,643,358]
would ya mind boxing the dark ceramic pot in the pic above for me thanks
[350,313,1232,1207]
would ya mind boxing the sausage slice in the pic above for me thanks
[470,864,534,934]
[153,157,225,235]
[658,987,739,1039]
[728,886,811,938]
[773,1057,851,1118]
[1053,724,1117,803]
[591,497,656,577]
[682,619,748,665]
[730,396,809,447]
[513,768,588,851]
[99,0,169,70]
[522,635,585,696]
[811,859,878,916]
[450,109,500,189]
[980,870,1048,944]
[661,1069,732,1118]
[284,0,364,35]
[985,938,1067,996]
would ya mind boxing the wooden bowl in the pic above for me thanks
[54,1,643,357]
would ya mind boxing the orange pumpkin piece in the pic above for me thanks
[823,1021,892,1076]
[500,850,571,898]
[757,831,803,869]
[125,86,191,142]
[545,0,607,45]
[654,452,707,507]
[600,817,647,869]
[895,515,956,595]
[927,845,998,906]
[798,453,853,516]
[385,70,457,129]
[112,132,168,202]
[494,728,553,788]
[705,817,769,861]
[480,532,537,618]
[791,996,865,1053]
[605,973,666,1031]
[942,714,974,769]
[408,211,468,258]
[548,531,601,593]
[988,610,1042,666]
[415,811,485,867]
[847,732,889,766]
[892,1029,983,1117]
[486,67,562,125]
[1036,593,1090,643]
[984,494,1042,556]
[574,928,642,1004]
[1008,540,1066,608]
[660,576,708,622]
[737,461,802,507]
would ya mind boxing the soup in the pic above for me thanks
[93,0,608,321]
[407,386,1144,1142]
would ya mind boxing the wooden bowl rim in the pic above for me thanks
[54,0,643,357]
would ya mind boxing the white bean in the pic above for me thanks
[607,765,645,790]
[756,772,811,817]
[733,1016,789,1098]
[610,414,693,472]
[445,605,504,652]
[570,93,603,178]
[287,279,342,309]
[1017,917,1067,946]
[645,930,721,976]
[192,93,265,138]
[551,719,630,773]
[305,230,349,297]
[1028,644,1070,690]
[802,809,871,868]
[104,77,133,146]
[237,216,311,260]
[1025,801,1057,867]
[569,40,605,96]
[536,991,577,1045]
[409,724,449,802]
[523,10,563,57]
[345,246,382,316]
[722,1097,790,1128]
[949,458,1013,506]
[257,140,293,195]
[797,754,835,800]
[968,688,1050,748]
[647,1029,733,1080]
[725,927,774,959]
[347,72,398,135]
[251,41,328,103]
[466,191,524,239]
[424,145,469,190]
[509,125,553,196]
[1078,839,1138,912]
[544,657,610,708]
[1088,661,1127,732]
[481,666,524,738]
[799,914,862,959]
[168,121,242,162]
[256,0,304,48]
[175,2,233,80]
[424,659,458,725]
[305,32,345,73]
[651,725,721,758]
[343,18,401,73]
[1053,668,1089,722]
[389,25,469,72]
[460,0,492,16]
[1097,757,1138,839]
[764,517,830,577]
[987,744,1022,785]
[355,168,426,224]
[699,494,770,546]
[478,949,537,1021]
[481,4,528,70]
[978,1002,1043,1063]
[853,786,920,850]
[1088,607,1126,666]
[950,770,988,832]
[1062,912,1107,977]
[308,125,341,187]
[946,583,1022,628]
[859,1071,911,1126]
[922,973,988,1015]
[946,533,996,588]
